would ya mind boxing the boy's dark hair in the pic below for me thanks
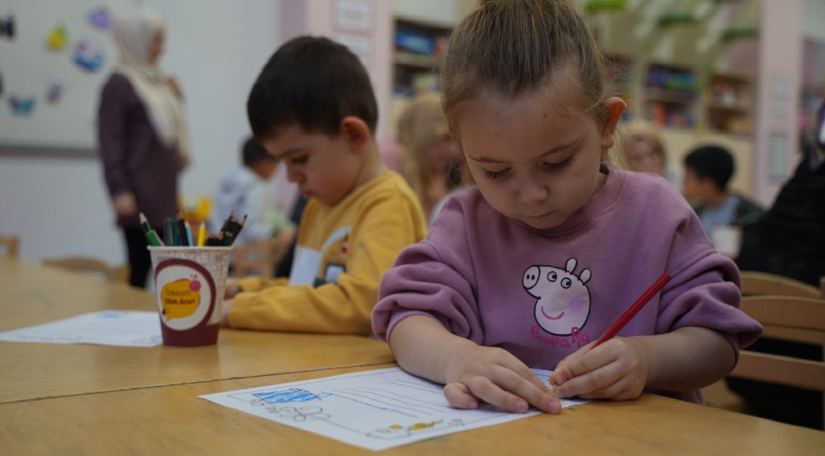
[247,36,378,139]
[684,145,735,191]
[242,136,274,167]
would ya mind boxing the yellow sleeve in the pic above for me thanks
[236,276,288,292]
[228,193,426,335]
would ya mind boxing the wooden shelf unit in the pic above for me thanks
[392,19,451,97]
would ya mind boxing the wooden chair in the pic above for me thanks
[42,256,130,283]
[728,295,825,428]
[704,271,822,413]
[820,276,825,300]
[232,238,287,279]
[740,271,821,299]
[0,234,20,258]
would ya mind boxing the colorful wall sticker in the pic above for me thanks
[8,95,36,116]
[0,14,15,40]
[45,74,67,104]
[46,22,69,51]
[88,7,112,30]
[72,39,105,72]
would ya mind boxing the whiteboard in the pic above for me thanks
[0,0,136,150]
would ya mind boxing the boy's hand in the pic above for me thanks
[220,299,233,327]
[224,279,241,299]
[443,343,561,414]
[549,337,649,401]
[220,280,241,327]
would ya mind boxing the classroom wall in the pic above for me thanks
[2,1,823,265]
[802,0,825,41]
[391,0,475,28]
[751,0,802,207]
[0,0,282,264]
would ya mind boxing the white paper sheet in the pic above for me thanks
[200,367,587,451]
[0,311,162,347]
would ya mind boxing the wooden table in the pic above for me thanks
[0,259,393,403]
[2,364,824,455]
[2,258,824,454]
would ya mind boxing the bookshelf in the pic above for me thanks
[705,72,754,134]
[604,55,754,134]
[644,62,698,129]
[392,19,451,97]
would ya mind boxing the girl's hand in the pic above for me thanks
[443,343,561,414]
[549,337,649,401]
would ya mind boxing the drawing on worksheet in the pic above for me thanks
[200,367,587,451]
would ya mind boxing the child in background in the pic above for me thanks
[222,36,428,335]
[620,121,682,192]
[372,0,761,415]
[682,145,763,256]
[211,137,294,247]
[396,93,462,223]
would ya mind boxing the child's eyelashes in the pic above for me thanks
[289,155,308,165]
[484,156,573,179]
[545,155,573,171]
[485,168,510,179]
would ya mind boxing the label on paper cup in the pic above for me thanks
[154,259,216,331]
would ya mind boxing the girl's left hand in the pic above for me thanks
[548,337,650,401]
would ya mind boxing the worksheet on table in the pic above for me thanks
[0,311,162,347]
[200,367,587,451]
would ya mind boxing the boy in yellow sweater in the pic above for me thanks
[221,36,427,335]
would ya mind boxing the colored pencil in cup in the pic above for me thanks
[185,220,194,246]
[139,213,164,247]
[177,212,189,246]
[219,211,234,235]
[139,212,152,235]
[589,272,672,351]
[197,222,206,247]
[146,229,164,247]
[163,217,174,246]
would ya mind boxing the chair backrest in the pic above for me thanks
[730,295,825,392]
[232,238,286,279]
[821,276,825,300]
[740,271,821,299]
[42,256,130,283]
[0,234,20,258]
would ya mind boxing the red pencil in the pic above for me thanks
[589,272,672,350]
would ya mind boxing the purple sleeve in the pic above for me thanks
[98,74,131,198]
[372,200,482,343]
[656,211,763,360]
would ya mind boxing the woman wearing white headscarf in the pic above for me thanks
[98,9,191,288]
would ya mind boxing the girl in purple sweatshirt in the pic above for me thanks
[372,0,762,415]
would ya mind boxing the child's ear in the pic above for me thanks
[599,97,627,150]
[339,116,371,152]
